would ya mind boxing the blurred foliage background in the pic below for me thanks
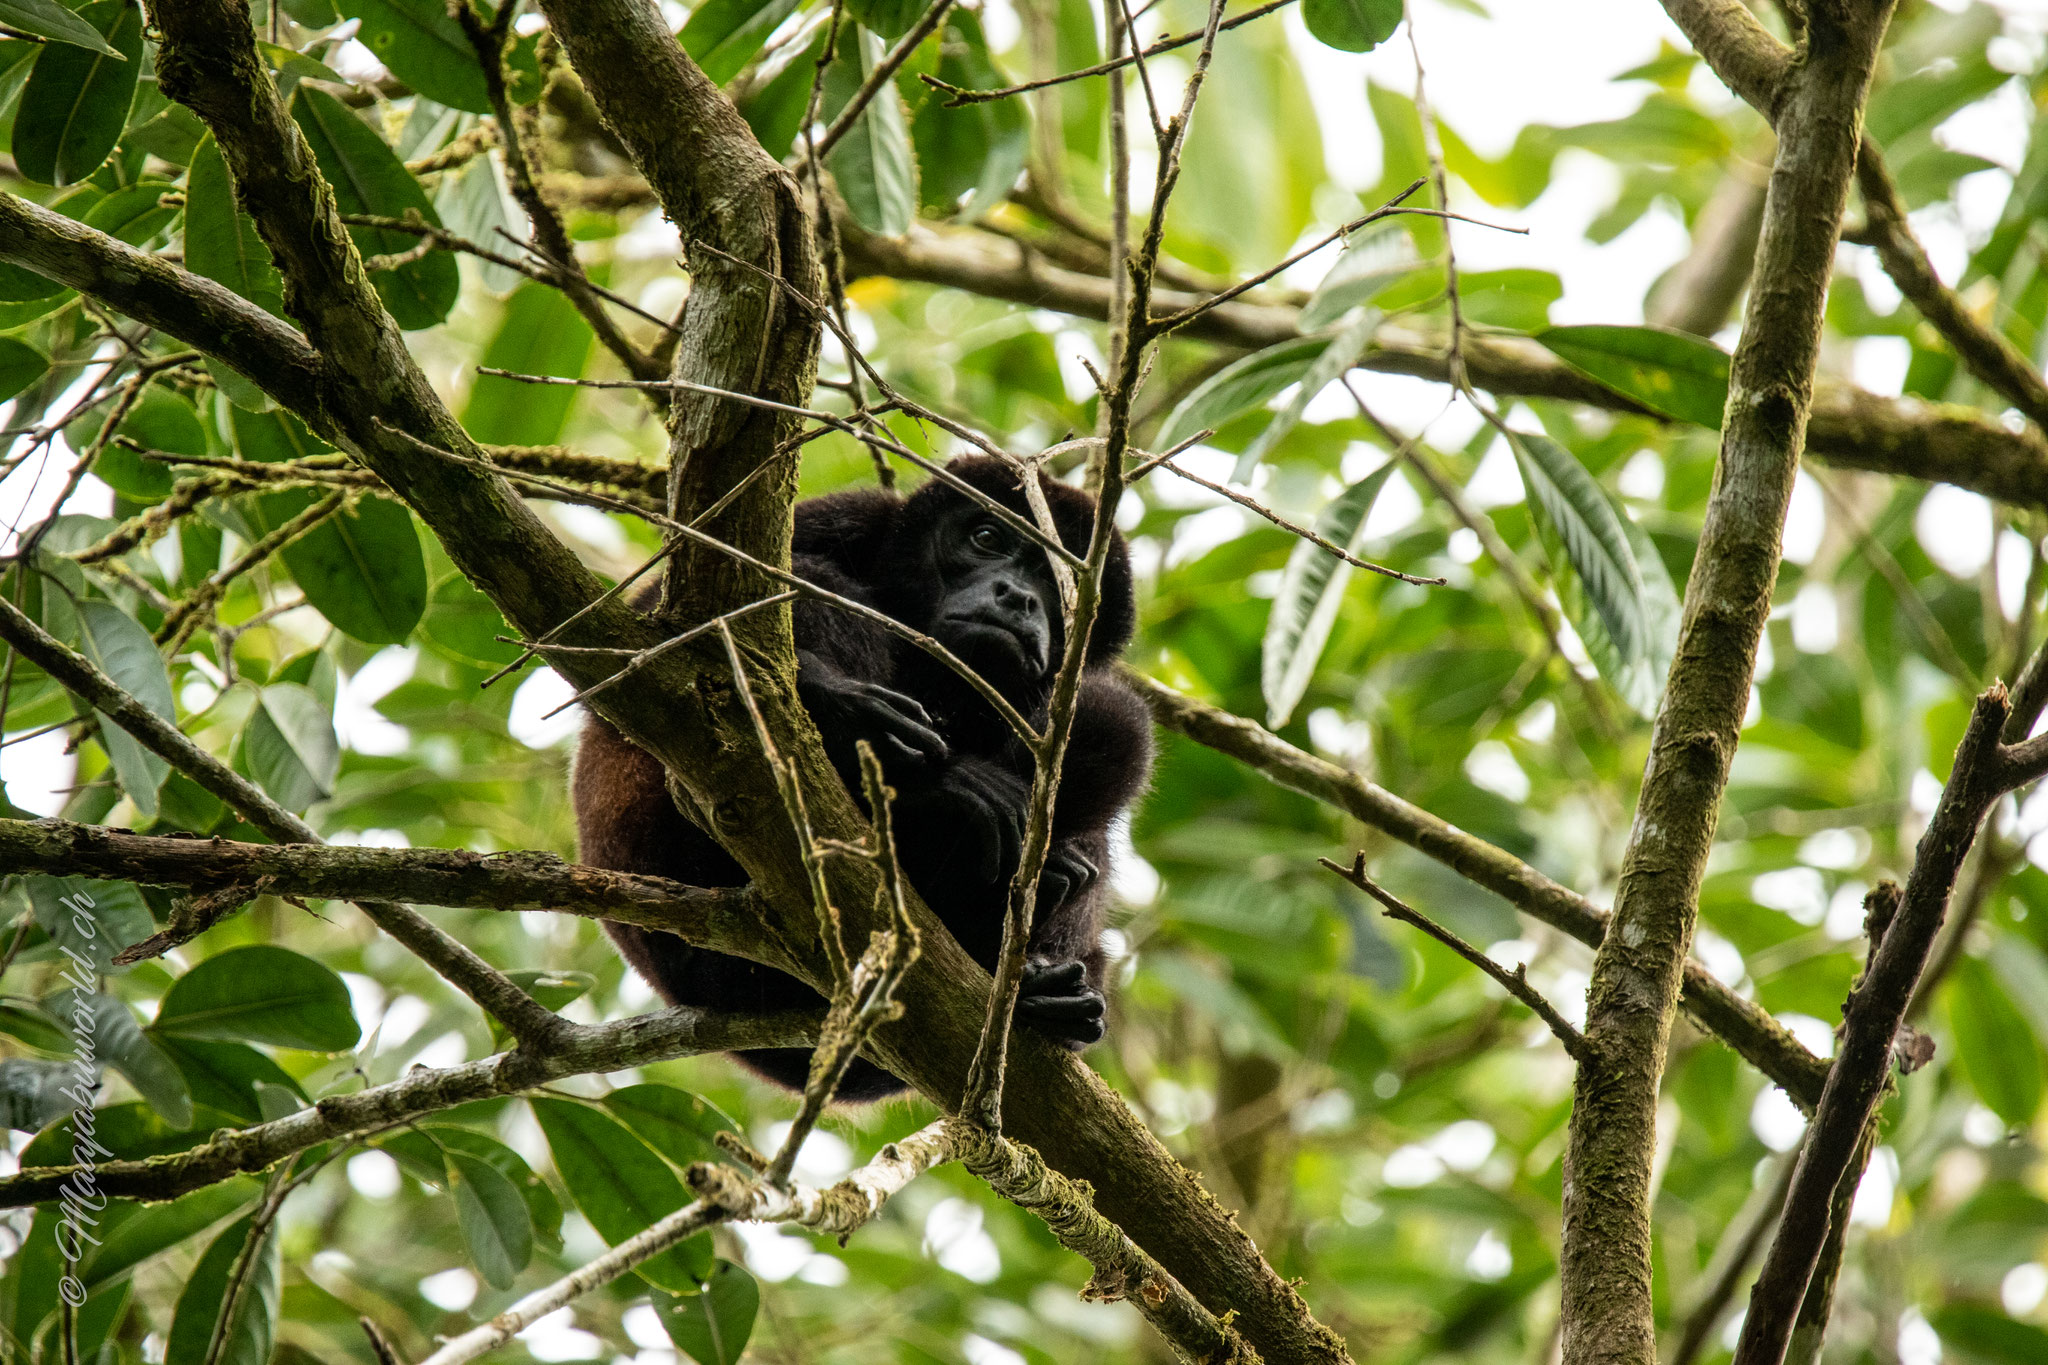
[3,0,2048,1363]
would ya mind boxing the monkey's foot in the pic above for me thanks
[1017,959,1106,1048]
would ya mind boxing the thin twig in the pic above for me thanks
[814,0,960,158]
[1322,854,1590,1060]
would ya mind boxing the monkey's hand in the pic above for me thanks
[796,654,950,771]
[1017,958,1106,1048]
[897,759,1027,886]
[1036,845,1098,914]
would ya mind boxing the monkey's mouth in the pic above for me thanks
[942,614,1049,677]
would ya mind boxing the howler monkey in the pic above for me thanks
[572,457,1152,1099]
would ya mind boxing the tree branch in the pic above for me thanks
[0,1008,815,1207]
[1561,5,1895,1361]
[1128,670,1831,1106]
[0,816,767,964]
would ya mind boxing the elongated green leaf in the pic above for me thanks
[601,1084,740,1167]
[92,386,203,500]
[164,1214,280,1365]
[377,1126,564,1251]
[1565,512,1679,718]
[271,492,428,644]
[0,1058,70,1131]
[1506,429,1648,667]
[1302,0,1401,53]
[1261,463,1397,729]
[153,1036,305,1126]
[290,86,459,329]
[532,1097,713,1290]
[462,282,595,446]
[1157,336,1328,450]
[1300,219,1421,330]
[654,1261,760,1365]
[242,682,339,813]
[11,0,142,186]
[45,989,191,1127]
[82,178,179,247]
[83,1180,262,1290]
[1949,956,2044,1126]
[1233,308,1378,481]
[680,0,804,85]
[335,0,490,112]
[1536,324,1731,429]
[186,133,286,409]
[0,1002,69,1052]
[0,335,48,404]
[826,28,918,237]
[435,152,522,292]
[76,599,172,818]
[912,11,1027,221]
[25,875,153,970]
[155,945,362,1052]
[0,0,121,56]
[449,1150,534,1289]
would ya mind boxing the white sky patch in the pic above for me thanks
[925,1198,1003,1283]
[1751,1086,1808,1153]
[1790,581,1840,654]
[1826,881,1871,941]
[1781,472,1825,565]
[1617,450,1664,501]
[731,1222,816,1282]
[510,668,583,749]
[1799,826,1868,870]
[1465,1228,1513,1282]
[1361,468,1423,541]
[2002,1263,2048,1317]
[1464,438,1525,510]
[1896,1307,1941,1365]
[519,1309,604,1363]
[1,728,71,816]
[1754,867,1828,926]
[1917,485,1996,578]
[1691,926,1746,987]
[757,1123,853,1185]
[1851,1146,1900,1228]
[1997,529,2034,619]
[1853,336,1911,398]
[961,1335,1026,1365]
[1776,1013,1837,1061]
[346,1150,402,1200]
[420,1268,479,1312]
[1464,740,1530,802]
[337,646,417,756]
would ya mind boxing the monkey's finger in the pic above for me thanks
[1019,992,1106,1020]
[1024,960,1087,993]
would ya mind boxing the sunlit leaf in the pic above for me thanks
[1507,428,1649,668]
[1156,337,1327,451]
[155,945,362,1052]
[449,1149,535,1289]
[335,0,490,113]
[1537,324,1731,429]
[1261,463,1398,730]
[531,1097,714,1291]
[11,0,142,185]
[75,599,173,818]
[1301,0,1401,53]
[826,27,918,237]
[680,0,805,85]
[654,1261,760,1365]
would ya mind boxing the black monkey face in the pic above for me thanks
[926,505,1064,684]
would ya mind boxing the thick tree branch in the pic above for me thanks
[1734,685,2036,1365]
[1128,671,1829,1104]
[0,1008,815,1207]
[0,191,325,419]
[1560,6,1894,1363]
[842,222,2048,512]
[0,817,767,963]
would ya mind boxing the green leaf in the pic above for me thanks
[435,153,522,292]
[0,0,122,57]
[11,0,142,185]
[334,0,490,113]
[153,1036,306,1126]
[826,27,918,237]
[1506,429,1649,668]
[276,493,428,644]
[1299,219,1421,330]
[1949,956,2044,1126]
[1301,0,1401,53]
[462,282,595,446]
[1536,324,1731,429]
[1567,513,1679,718]
[0,1058,71,1131]
[911,11,1027,221]
[601,1084,740,1167]
[1927,1304,2048,1365]
[242,682,339,812]
[155,944,362,1052]
[847,0,930,39]
[0,334,49,404]
[76,599,173,818]
[0,1002,70,1053]
[82,178,179,247]
[1232,308,1378,481]
[186,133,287,409]
[376,1126,564,1251]
[679,0,805,86]
[1458,267,1561,330]
[1156,336,1328,451]
[24,875,154,970]
[290,86,459,330]
[653,1261,760,1365]
[83,1180,261,1289]
[164,1214,280,1365]
[45,989,191,1127]
[531,1097,714,1290]
[449,1149,535,1289]
[1261,463,1397,729]
[92,385,204,501]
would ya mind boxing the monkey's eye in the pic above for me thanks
[969,522,1005,553]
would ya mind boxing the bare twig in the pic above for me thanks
[814,0,959,158]
[1322,854,1589,1060]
